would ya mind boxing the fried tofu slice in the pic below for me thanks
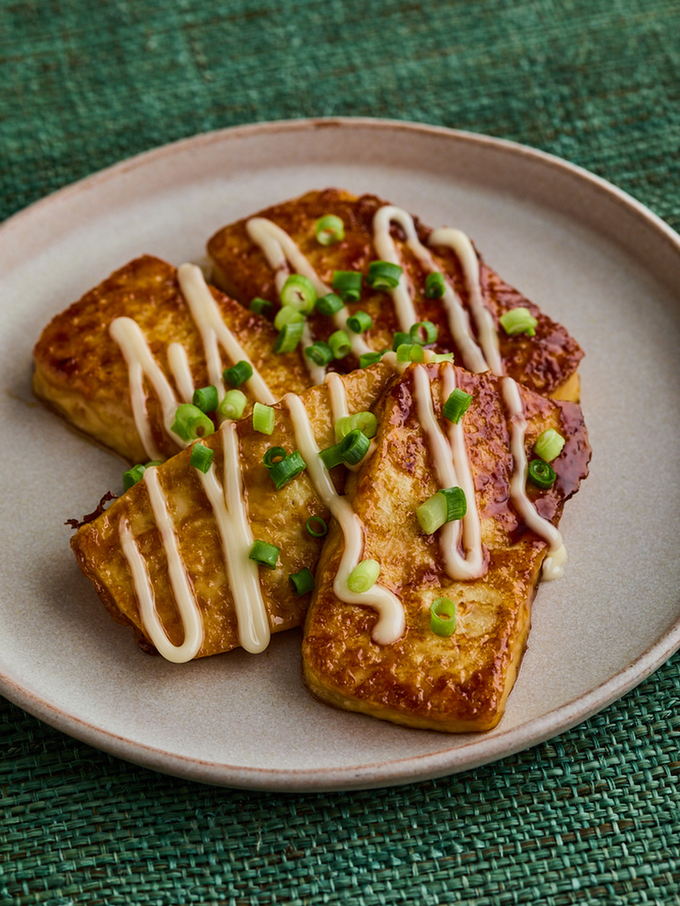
[207,189,584,400]
[301,362,591,732]
[33,255,313,464]
[70,361,396,660]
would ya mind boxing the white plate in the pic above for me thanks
[1,118,679,792]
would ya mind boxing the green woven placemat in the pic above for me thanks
[2,0,680,903]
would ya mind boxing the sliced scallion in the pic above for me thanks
[328,329,351,359]
[249,297,274,319]
[409,321,438,345]
[316,292,344,316]
[339,428,370,465]
[289,567,315,595]
[366,260,402,290]
[171,403,215,442]
[443,388,472,424]
[347,559,380,593]
[192,385,219,414]
[218,389,247,421]
[274,304,304,331]
[430,597,457,637]
[249,539,280,570]
[347,310,373,333]
[430,352,454,363]
[392,331,411,350]
[350,411,378,438]
[332,270,362,303]
[190,442,214,474]
[268,450,307,489]
[396,342,424,363]
[334,415,353,442]
[417,487,467,534]
[123,463,147,492]
[262,446,286,469]
[425,272,446,299]
[499,307,538,336]
[528,458,557,489]
[280,274,317,313]
[359,351,383,368]
[273,320,304,354]
[534,428,565,462]
[315,214,344,246]
[319,443,344,470]
[223,360,253,388]
[304,341,333,367]
[306,515,328,537]
[252,402,275,435]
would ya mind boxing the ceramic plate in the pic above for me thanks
[1,119,679,792]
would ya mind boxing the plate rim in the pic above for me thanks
[2,116,680,792]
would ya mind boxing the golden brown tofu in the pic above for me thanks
[207,189,584,400]
[33,255,313,464]
[70,361,396,659]
[301,362,591,732]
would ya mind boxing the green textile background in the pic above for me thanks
[1,0,680,903]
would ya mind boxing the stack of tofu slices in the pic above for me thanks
[33,189,590,733]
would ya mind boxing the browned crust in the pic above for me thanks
[301,363,591,732]
[207,189,584,397]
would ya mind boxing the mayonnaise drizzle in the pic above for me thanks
[119,467,204,663]
[245,217,371,382]
[108,316,183,461]
[501,376,566,581]
[372,206,490,374]
[413,364,485,580]
[285,392,405,645]
[177,263,275,406]
[429,228,503,376]
[197,422,271,653]
[167,341,195,403]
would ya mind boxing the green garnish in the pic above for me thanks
[350,411,378,438]
[332,271,362,303]
[417,487,467,534]
[262,446,286,469]
[328,329,351,359]
[315,215,345,246]
[347,310,373,333]
[268,450,307,490]
[289,567,315,595]
[409,321,438,345]
[273,321,304,353]
[304,341,334,367]
[280,274,317,313]
[425,272,446,299]
[274,304,304,331]
[315,292,344,316]
[306,515,328,537]
[443,388,472,424]
[223,360,253,388]
[534,428,565,462]
[430,597,457,637]
[395,343,424,363]
[528,458,557,489]
[252,402,275,435]
[249,539,280,570]
[171,403,215,442]
[190,442,214,474]
[499,307,538,336]
[249,297,274,319]
[347,559,380,593]
[392,331,410,350]
[338,428,370,465]
[192,385,219,414]
[218,389,247,421]
[123,463,147,492]
[359,352,383,368]
[366,260,402,290]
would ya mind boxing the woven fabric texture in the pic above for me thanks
[2,0,680,904]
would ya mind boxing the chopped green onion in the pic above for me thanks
[319,443,344,470]
[249,539,280,570]
[315,214,344,246]
[392,331,411,350]
[289,567,315,595]
[250,297,274,319]
[417,487,467,534]
[528,458,557,489]
[274,304,304,331]
[347,310,373,333]
[304,341,333,367]
[280,274,317,313]
[273,320,304,353]
[339,428,370,465]
[334,415,353,442]
[171,403,215,442]
[262,446,286,469]
[350,411,378,438]
[534,428,565,462]
[123,463,147,491]
[430,597,457,637]
[218,389,247,420]
[332,271,362,303]
[409,321,438,345]
[268,450,307,489]
[359,351,383,368]
[329,329,351,359]
[396,342,424,363]
[499,307,538,336]
[316,292,344,316]
[192,385,219,413]
[430,352,455,363]
[443,388,472,424]
[425,272,446,299]
[190,442,214,473]
[366,260,402,290]
[223,360,253,388]
[347,559,380,593]
[252,402,275,435]
[306,515,328,537]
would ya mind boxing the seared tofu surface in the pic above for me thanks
[71,362,396,658]
[207,189,584,399]
[302,363,590,732]
[33,255,312,464]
